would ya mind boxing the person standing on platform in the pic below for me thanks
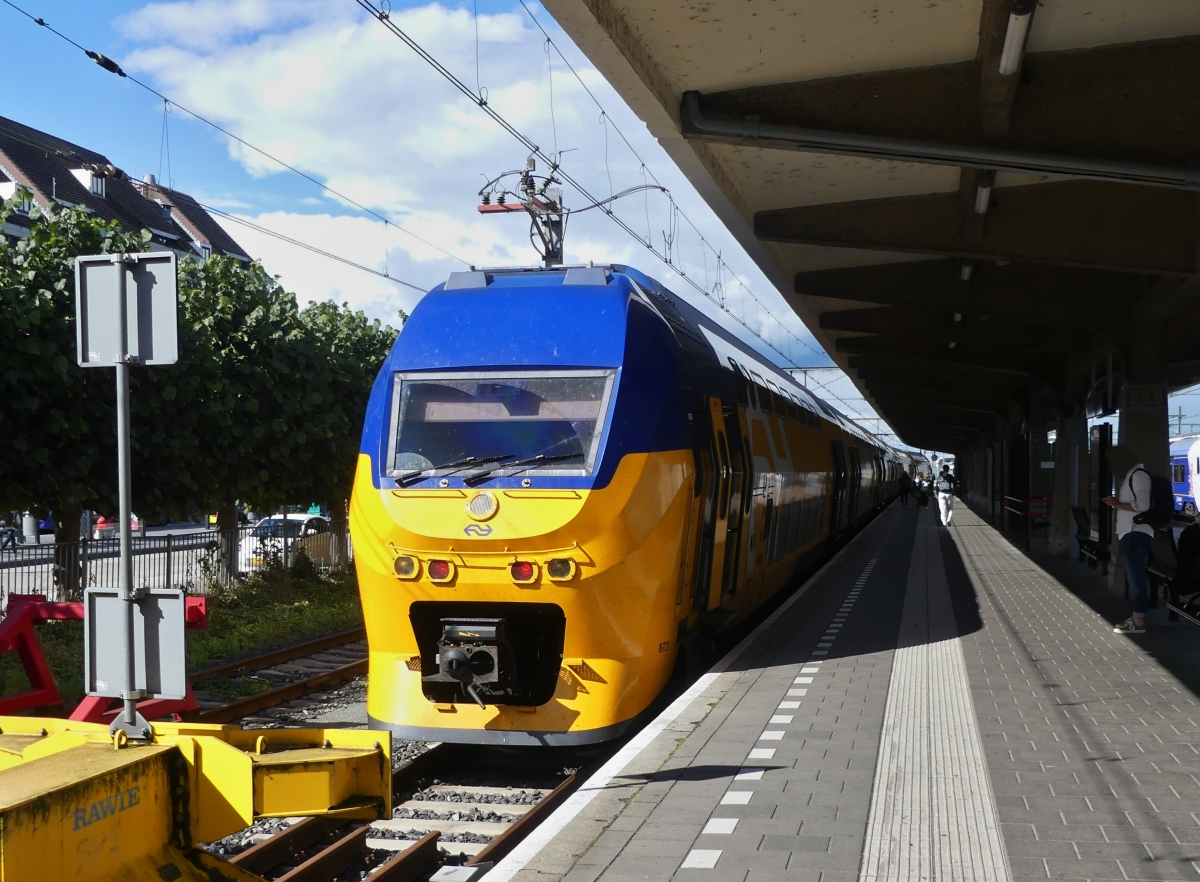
[898,471,911,508]
[1104,444,1153,634]
[936,464,956,526]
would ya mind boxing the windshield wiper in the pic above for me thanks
[395,453,516,488]
[463,452,584,487]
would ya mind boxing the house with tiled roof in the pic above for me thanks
[0,115,249,261]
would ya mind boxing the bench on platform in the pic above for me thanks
[1152,524,1200,626]
[1072,506,1110,575]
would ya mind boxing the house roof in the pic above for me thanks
[0,115,247,259]
[144,184,250,260]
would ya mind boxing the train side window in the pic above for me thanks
[729,359,751,407]
[750,371,767,407]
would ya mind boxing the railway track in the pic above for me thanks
[209,742,605,881]
[189,626,369,725]
[187,629,609,880]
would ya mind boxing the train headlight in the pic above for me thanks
[466,491,498,521]
[546,558,576,581]
[510,560,538,584]
[393,555,419,579]
[427,559,455,583]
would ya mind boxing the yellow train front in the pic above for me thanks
[352,265,899,745]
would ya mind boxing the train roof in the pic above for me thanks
[434,264,891,453]
[1171,436,1200,456]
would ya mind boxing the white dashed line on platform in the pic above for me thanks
[682,849,722,869]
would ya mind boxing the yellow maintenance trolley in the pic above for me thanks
[0,716,391,881]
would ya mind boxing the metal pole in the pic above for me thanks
[115,258,138,729]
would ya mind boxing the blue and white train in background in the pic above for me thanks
[1170,436,1200,517]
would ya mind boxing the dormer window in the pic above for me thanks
[70,168,106,198]
[199,244,212,260]
[0,182,33,214]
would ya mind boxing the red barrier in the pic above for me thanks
[0,594,206,720]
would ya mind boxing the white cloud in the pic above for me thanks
[117,0,827,366]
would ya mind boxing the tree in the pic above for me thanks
[0,196,150,590]
[298,301,398,525]
[1,195,400,590]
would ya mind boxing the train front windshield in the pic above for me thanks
[389,371,616,476]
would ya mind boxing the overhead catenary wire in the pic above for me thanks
[0,118,428,294]
[202,204,427,292]
[0,0,469,270]
[354,0,825,369]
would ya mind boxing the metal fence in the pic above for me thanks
[0,521,353,607]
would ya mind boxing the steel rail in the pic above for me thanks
[220,738,605,880]
[226,749,449,880]
[230,816,346,875]
[275,824,370,882]
[196,627,367,679]
[193,658,368,724]
[465,767,581,867]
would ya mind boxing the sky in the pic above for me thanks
[0,0,830,373]
[17,0,1195,453]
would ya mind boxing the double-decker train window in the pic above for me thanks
[388,370,616,476]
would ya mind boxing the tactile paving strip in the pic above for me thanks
[859,510,1011,882]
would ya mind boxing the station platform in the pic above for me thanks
[496,503,1200,882]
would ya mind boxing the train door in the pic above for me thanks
[829,439,847,535]
[704,397,732,611]
[720,406,750,601]
[847,447,862,520]
[689,431,718,614]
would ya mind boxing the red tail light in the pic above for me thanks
[428,560,452,581]
[510,561,535,582]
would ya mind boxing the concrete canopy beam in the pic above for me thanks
[837,336,1067,388]
[679,36,1200,170]
[795,259,1141,331]
[819,306,1096,354]
[880,402,1003,438]
[758,182,1198,274]
[862,382,1015,418]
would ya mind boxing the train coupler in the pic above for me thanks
[422,617,511,708]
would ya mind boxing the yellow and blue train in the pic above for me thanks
[351,265,907,745]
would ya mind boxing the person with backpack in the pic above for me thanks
[935,464,956,526]
[1103,444,1164,634]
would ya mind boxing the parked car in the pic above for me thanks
[238,514,333,572]
[93,513,141,539]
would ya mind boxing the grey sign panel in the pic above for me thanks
[84,587,187,700]
[75,252,178,367]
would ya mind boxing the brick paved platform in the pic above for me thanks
[506,503,1200,882]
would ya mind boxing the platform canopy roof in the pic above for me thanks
[542,0,1200,452]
